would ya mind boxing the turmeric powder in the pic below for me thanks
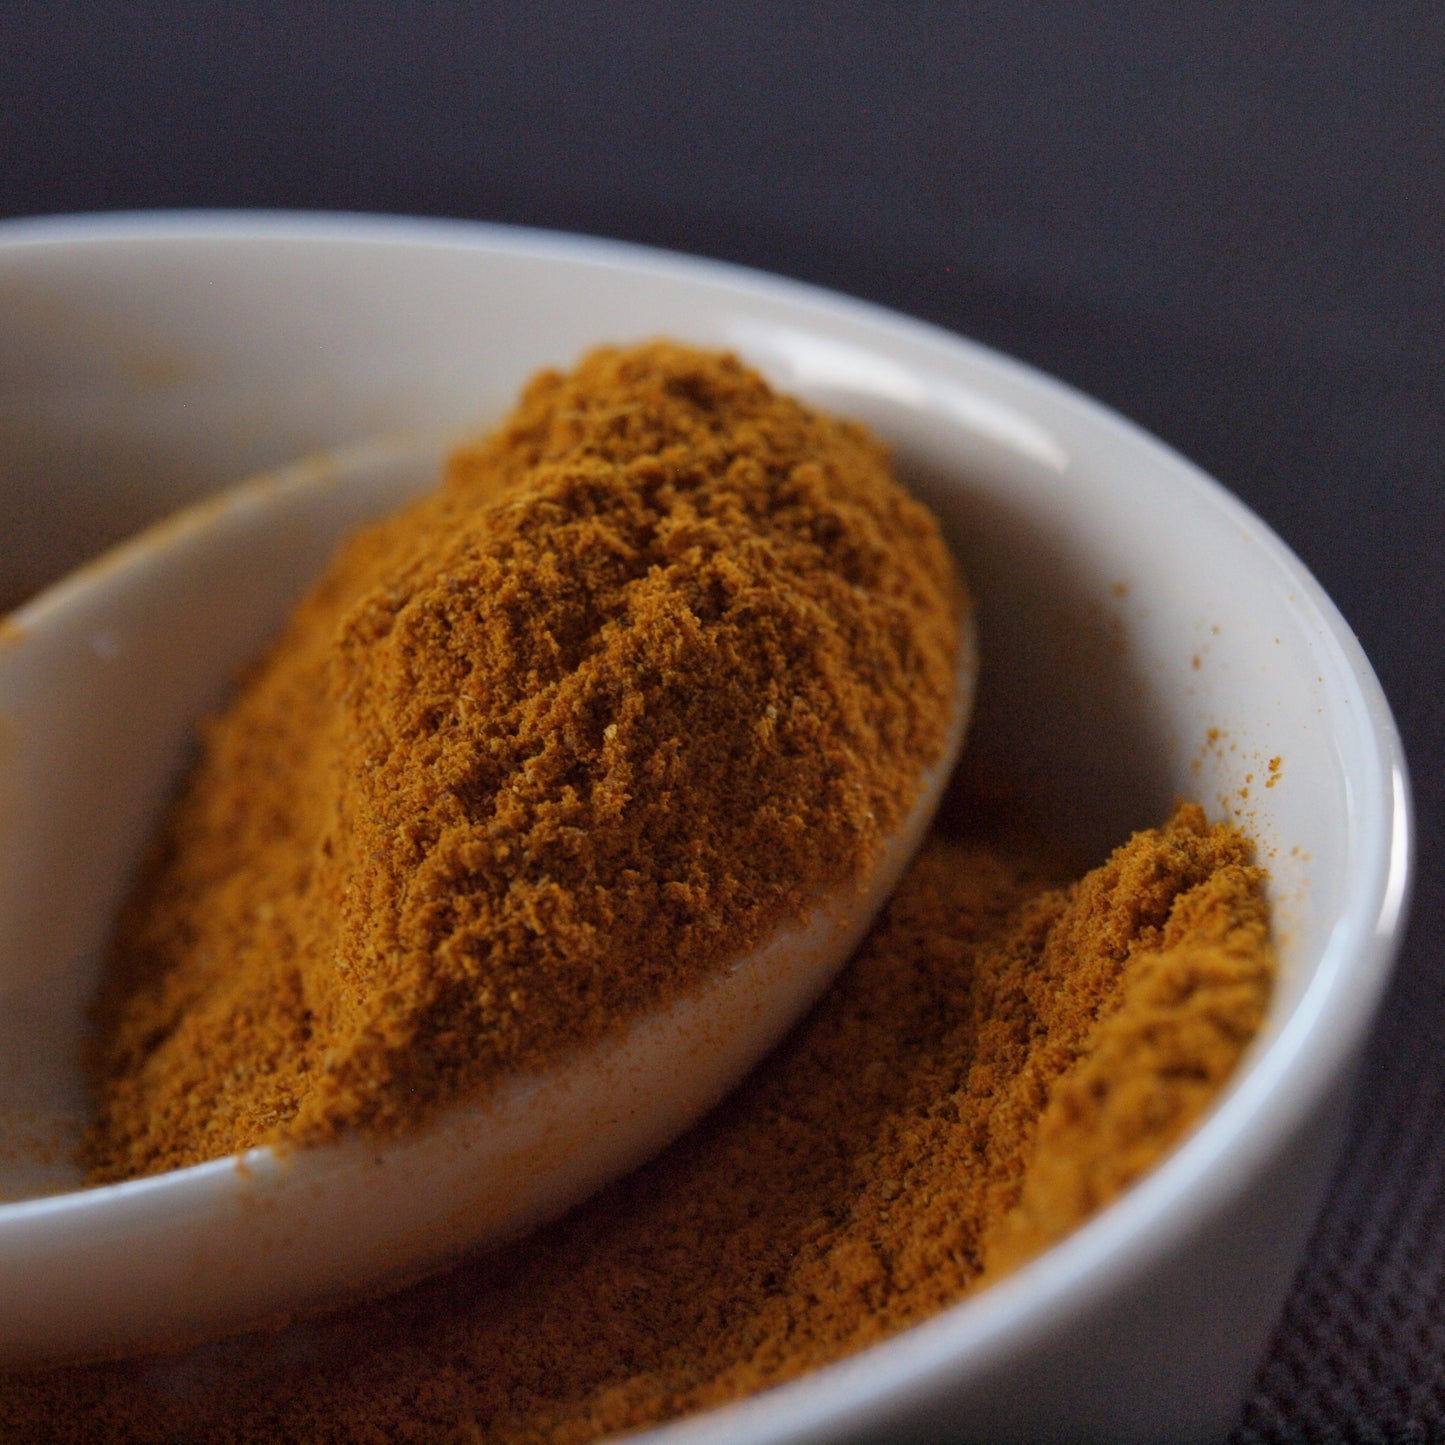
[14,341,1278,1444]
[81,342,964,1181]
[1,801,1273,1443]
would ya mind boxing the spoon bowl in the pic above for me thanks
[0,436,975,1363]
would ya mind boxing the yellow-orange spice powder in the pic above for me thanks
[81,342,963,1181]
[1,799,1272,1443]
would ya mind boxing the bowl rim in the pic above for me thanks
[0,211,1415,1437]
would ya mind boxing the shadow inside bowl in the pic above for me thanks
[907,457,1179,866]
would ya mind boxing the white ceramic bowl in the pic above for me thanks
[0,214,1412,1442]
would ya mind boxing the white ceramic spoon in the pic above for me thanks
[0,436,976,1365]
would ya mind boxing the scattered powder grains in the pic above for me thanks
[2,802,1272,1442]
[80,342,963,1181]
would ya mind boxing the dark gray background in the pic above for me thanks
[2,4,1441,1439]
